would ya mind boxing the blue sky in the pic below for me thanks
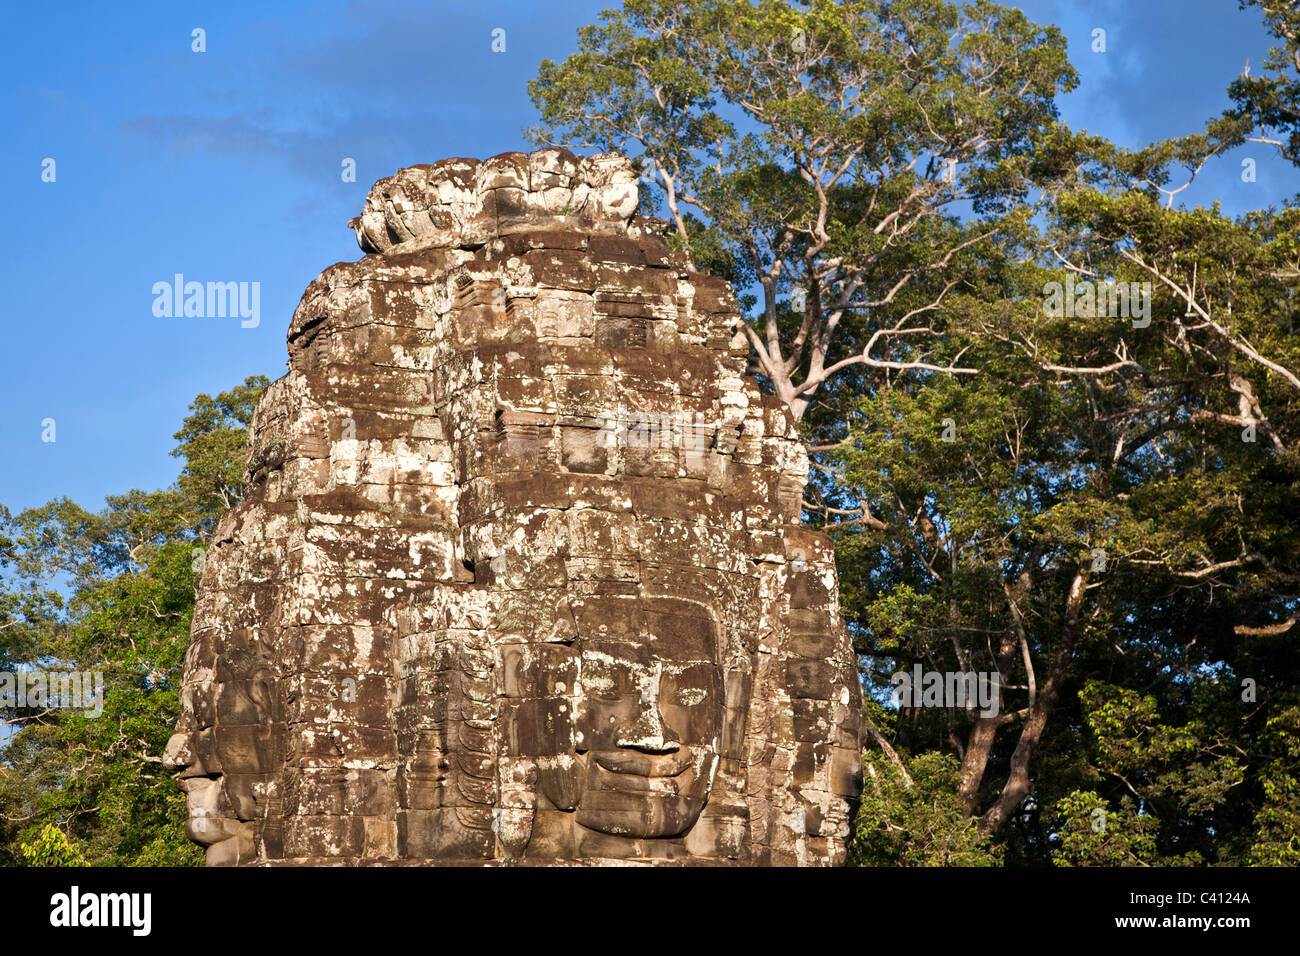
[1,0,1294,514]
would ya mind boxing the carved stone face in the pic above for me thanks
[164,622,281,866]
[524,595,726,839]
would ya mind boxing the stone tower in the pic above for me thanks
[164,150,863,865]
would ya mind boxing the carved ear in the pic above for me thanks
[721,666,752,760]
[247,673,276,716]
[536,754,583,811]
[723,666,751,712]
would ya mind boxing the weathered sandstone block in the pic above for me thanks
[165,149,863,865]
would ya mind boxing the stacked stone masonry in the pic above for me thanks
[164,149,864,866]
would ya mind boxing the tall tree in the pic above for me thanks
[1227,0,1300,164]
[528,0,1076,421]
[830,1,1300,859]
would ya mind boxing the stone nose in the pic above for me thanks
[162,731,193,773]
[614,663,681,753]
[163,728,222,778]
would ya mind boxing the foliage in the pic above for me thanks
[851,748,1002,866]
[19,824,88,868]
[529,0,1077,421]
[1050,791,1161,867]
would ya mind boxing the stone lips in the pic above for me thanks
[164,150,864,866]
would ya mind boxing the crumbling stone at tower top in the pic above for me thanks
[348,149,643,254]
[164,149,864,866]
